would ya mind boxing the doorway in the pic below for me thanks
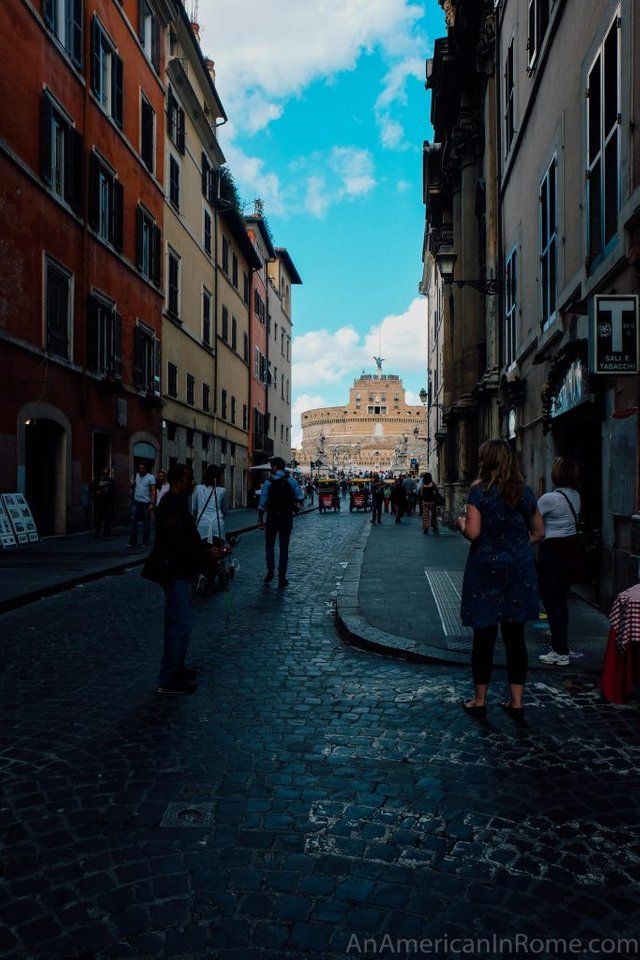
[25,419,66,536]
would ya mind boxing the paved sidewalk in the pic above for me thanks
[336,511,612,673]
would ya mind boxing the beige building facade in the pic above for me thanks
[300,370,428,475]
[267,249,301,463]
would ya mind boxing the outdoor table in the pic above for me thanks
[600,582,640,703]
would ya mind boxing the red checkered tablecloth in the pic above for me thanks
[609,583,640,653]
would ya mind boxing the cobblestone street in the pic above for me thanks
[1,511,639,959]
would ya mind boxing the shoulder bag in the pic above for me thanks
[554,490,590,583]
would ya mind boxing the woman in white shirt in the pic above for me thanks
[536,456,582,667]
[193,465,227,543]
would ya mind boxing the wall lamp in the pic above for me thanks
[435,248,500,296]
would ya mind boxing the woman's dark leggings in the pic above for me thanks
[471,622,527,685]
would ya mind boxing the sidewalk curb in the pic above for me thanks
[335,521,469,668]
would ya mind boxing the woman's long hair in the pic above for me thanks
[474,439,524,508]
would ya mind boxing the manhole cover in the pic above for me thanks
[160,802,214,827]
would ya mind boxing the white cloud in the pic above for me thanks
[291,392,327,448]
[374,56,424,150]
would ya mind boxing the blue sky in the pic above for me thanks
[196,0,443,444]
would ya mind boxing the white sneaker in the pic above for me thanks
[539,651,570,666]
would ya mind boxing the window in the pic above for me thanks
[222,236,229,273]
[45,258,72,359]
[167,362,178,398]
[202,383,210,412]
[88,153,123,249]
[273,365,278,390]
[254,289,266,323]
[242,403,248,430]
[281,330,285,354]
[274,323,278,342]
[504,247,518,366]
[231,396,236,424]
[91,18,123,126]
[539,156,557,327]
[527,0,550,71]
[587,13,621,267]
[254,346,260,378]
[136,205,161,284]
[186,373,195,406]
[43,0,82,66]
[243,272,249,304]
[167,248,180,319]
[87,293,122,377]
[201,153,217,204]
[232,254,238,288]
[202,288,211,345]
[221,305,229,341]
[166,422,177,441]
[231,316,237,351]
[221,388,228,419]
[203,209,212,255]
[140,95,155,173]
[169,155,180,210]
[286,338,290,361]
[139,0,159,71]
[167,87,185,154]
[134,321,160,394]
[504,37,515,152]
[41,93,83,213]
[185,428,193,447]
[243,332,249,363]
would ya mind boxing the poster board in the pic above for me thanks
[0,499,17,548]
[2,493,39,544]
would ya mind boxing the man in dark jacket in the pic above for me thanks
[153,463,212,694]
[90,466,116,538]
[257,457,304,587]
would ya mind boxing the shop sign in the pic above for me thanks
[551,359,587,418]
[593,295,639,375]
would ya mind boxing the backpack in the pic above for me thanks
[267,476,296,515]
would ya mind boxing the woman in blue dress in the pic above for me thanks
[456,440,545,720]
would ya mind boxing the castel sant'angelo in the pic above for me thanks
[299,360,427,475]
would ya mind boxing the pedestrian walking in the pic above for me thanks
[403,474,417,514]
[389,477,407,523]
[370,473,384,524]
[258,457,305,587]
[90,465,115,539]
[148,463,215,694]
[383,480,392,513]
[155,470,170,506]
[128,463,156,547]
[418,472,440,535]
[457,439,544,720]
[536,456,583,667]
[340,477,348,499]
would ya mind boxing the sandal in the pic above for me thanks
[501,700,524,720]
[462,700,486,718]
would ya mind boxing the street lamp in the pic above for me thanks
[435,247,499,296]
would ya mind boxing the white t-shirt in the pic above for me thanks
[538,487,581,539]
[133,472,156,504]
[193,484,227,542]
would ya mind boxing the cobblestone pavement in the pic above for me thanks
[1,511,639,959]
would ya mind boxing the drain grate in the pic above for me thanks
[160,801,214,827]
[425,569,473,640]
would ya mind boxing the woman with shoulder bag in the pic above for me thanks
[419,473,440,535]
[536,456,583,667]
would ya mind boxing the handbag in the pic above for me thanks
[434,488,445,507]
[141,547,174,585]
[555,490,590,583]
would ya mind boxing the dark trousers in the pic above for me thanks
[472,622,527,686]
[94,503,112,537]
[159,579,192,685]
[265,515,294,579]
[129,501,151,545]
[371,498,383,523]
[537,542,571,655]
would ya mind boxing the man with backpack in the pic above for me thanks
[257,457,305,587]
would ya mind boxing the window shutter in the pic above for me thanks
[112,54,123,128]
[152,224,162,286]
[86,295,100,371]
[153,336,161,395]
[201,153,209,196]
[91,17,101,95]
[43,0,54,28]
[113,180,124,251]
[177,107,185,154]
[41,94,53,185]
[113,311,122,379]
[88,153,100,229]
[604,137,618,245]
[152,17,160,71]
[134,326,145,388]
[68,126,83,215]
[588,162,603,265]
[136,206,144,270]
[71,0,83,66]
